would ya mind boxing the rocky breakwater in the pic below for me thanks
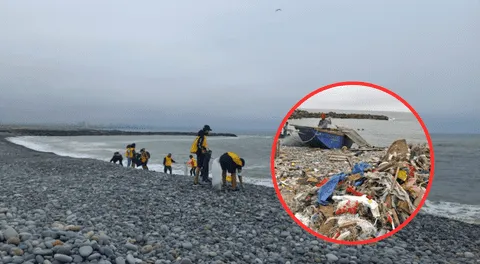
[289,109,389,121]
[1,128,237,137]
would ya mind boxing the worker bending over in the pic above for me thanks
[219,152,245,191]
[110,152,123,166]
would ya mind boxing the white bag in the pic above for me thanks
[184,162,189,176]
[211,157,222,190]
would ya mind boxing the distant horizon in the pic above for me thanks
[298,107,412,114]
[1,121,479,136]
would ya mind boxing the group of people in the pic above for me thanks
[190,125,246,191]
[109,124,247,191]
[110,143,152,170]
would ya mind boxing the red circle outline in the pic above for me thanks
[270,81,435,245]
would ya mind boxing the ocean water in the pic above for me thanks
[284,110,427,147]
[6,135,273,187]
[6,114,480,224]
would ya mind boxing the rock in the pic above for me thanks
[4,226,19,240]
[126,254,135,264]
[141,245,153,253]
[53,254,72,263]
[79,245,93,257]
[115,257,126,264]
[125,243,138,251]
[19,232,32,241]
[464,252,475,258]
[11,247,24,256]
[7,237,20,245]
[55,246,72,255]
[34,249,54,255]
[72,255,83,263]
[182,242,192,250]
[179,259,193,264]
[88,253,102,260]
[326,253,339,262]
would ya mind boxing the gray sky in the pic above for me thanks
[299,85,410,112]
[0,0,478,133]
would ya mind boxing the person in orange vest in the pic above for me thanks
[219,152,245,191]
[163,153,176,174]
[186,155,197,176]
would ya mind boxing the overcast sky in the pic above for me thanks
[300,85,410,112]
[0,0,478,133]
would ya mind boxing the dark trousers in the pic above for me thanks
[164,166,172,174]
[190,167,196,176]
[200,151,211,181]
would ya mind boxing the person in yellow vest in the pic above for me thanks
[140,148,151,170]
[219,152,245,191]
[163,153,176,174]
[129,143,137,168]
[190,125,212,184]
[186,155,197,176]
[125,144,135,168]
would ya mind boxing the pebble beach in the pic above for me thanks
[1,135,480,264]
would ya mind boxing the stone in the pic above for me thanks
[464,252,475,258]
[7,237,21,245]
[53,254,72,263]
[4,226,19,240]
[79,245,93,257]
[125,243,138,251]
[326,253,339,262]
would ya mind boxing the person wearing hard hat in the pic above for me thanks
[318,113,332,129]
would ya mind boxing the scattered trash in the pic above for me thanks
[274,139,431,241]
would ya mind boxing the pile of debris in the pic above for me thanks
[274,139,431,241]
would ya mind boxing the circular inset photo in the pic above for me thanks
[271,81,434,245]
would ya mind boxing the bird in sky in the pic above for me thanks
[275,9,282,12]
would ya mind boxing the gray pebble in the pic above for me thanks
[54,254,72,263]
[4,226,19,240]
[72,255,83,263]
[182,242,192,250]
[126,254,135,264]
[88,253,102,260]
[125,243,138,251]
[115,257,126,264]
[326,253,339,262]
[79,245,93,257]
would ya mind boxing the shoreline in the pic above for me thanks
[0,127,237,137]
[1,136,479,263]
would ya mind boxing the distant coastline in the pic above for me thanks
[0,126,237,137]
[289,109,389,120]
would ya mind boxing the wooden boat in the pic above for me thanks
[292,125,370,149]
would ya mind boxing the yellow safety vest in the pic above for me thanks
[165,156,173,166]
[190,135,208,153]
[227,152,243,167]
[125,148,133,158]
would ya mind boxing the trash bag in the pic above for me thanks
[317,172,348,205]
[351,162,371,176]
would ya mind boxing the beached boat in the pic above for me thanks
[292,125,370,149]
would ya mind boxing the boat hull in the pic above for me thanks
[294,125,354,149]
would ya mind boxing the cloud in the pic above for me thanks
[299,85,410,112]
[0,0,478,133]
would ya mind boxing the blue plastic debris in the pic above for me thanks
[351,162,371,176]
[317,172,347,206]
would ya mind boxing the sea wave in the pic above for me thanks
[420,200,480,225]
